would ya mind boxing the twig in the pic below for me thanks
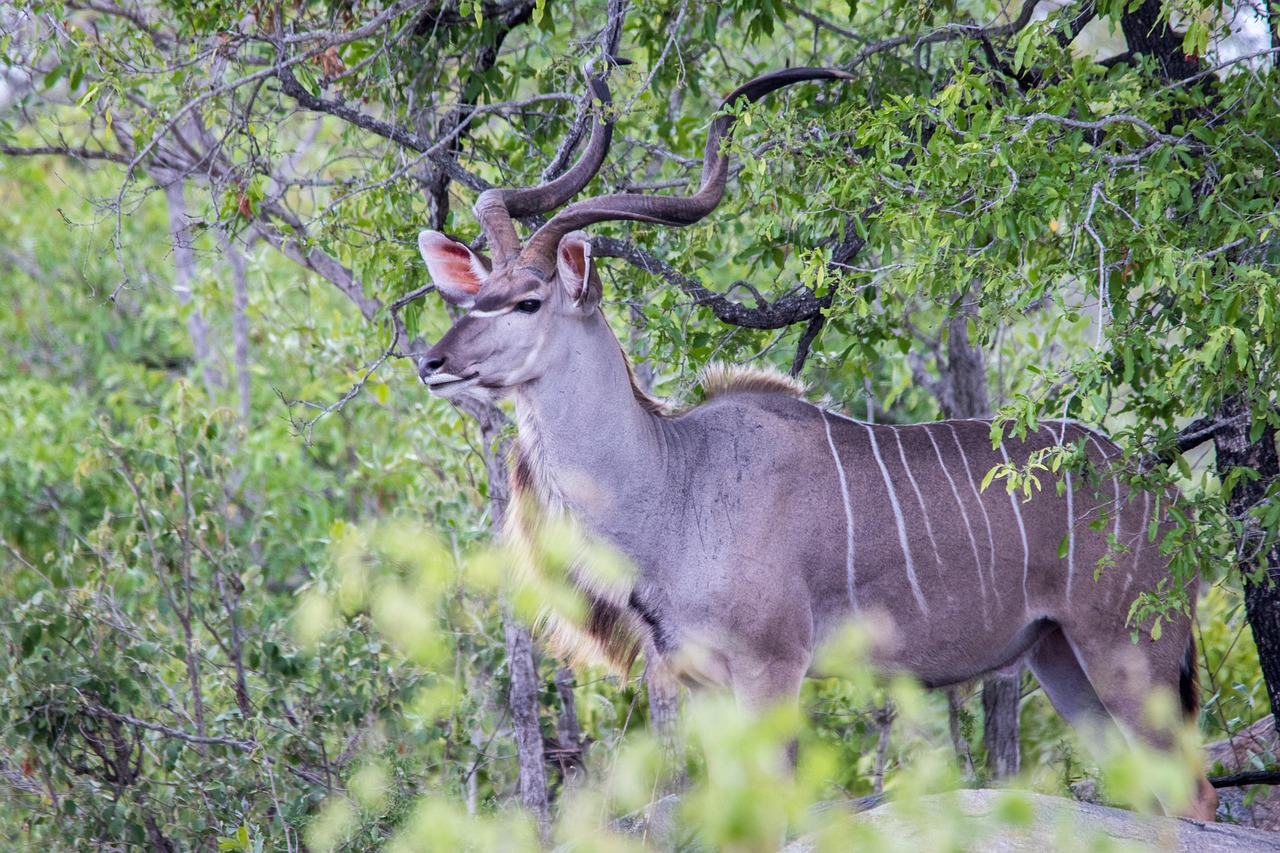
[80,704,257,751]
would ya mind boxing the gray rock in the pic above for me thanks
[1206,717,1279,831]
[785,789,1279,853]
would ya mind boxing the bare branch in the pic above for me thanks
[274,69,490,193]
[1209,768,1280,788]
[79,704,257,751]
[541,0,628,182]
[790,313,826,377]
[592,235,824,329]
[64,0,173,46]
[1138,410,1262,470]
[1008,112,1196,150]
[1,144,130,163]
[785,3,865,43]
[843,0,1043,70]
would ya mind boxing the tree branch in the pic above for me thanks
[1,144,130,163]
[79,704,257,751]
[790,313,826,376]
[274,69,490,193]
[1209,768,1280,789]
[1140,411,1257,469]
[591,235,824,329]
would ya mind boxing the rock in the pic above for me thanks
[1206,716,1279,831]
[785,790,1279,853]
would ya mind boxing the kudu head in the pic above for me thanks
[417,66,852,400]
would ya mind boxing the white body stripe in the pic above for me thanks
[1123,490,1150,599]
[1082,432,1123,547]
[822,411,857,611]
[863,424,929,614]
[925,426,990,623]
[1064,469,1076,601]
[894,431,943,566]
[996,442,1031,613]
[948,424,1001,607]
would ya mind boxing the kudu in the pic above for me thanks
[416,67,1217,820]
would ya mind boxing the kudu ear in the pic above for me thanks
[556,231,602,311]
[418,231,490,307]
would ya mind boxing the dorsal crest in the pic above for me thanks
[698,362,807,401]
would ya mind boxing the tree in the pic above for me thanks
[3,0,1279,845]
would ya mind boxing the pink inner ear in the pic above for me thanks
[437,244,482,294]
[561,244,586,279]
[420,232,485,297]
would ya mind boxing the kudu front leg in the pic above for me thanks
[728,651,811,769]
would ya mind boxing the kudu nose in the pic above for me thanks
[418,355,446,381]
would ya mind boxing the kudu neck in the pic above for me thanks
[512,310,663,510]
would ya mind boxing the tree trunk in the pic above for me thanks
[162,181,223,398]
[503,611,551,838]
[1211,395,1280,727]
[646,657,687,794]
[981,674,1022,779]
[460,398,552,836]
[872,700,894,795]
[553,667,586,791]
[945,687,974,776]
[218,230,252,423]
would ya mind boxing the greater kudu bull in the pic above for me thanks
[415,66,1217,819]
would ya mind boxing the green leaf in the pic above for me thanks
[295,66,319,97]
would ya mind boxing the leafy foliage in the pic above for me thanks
[2,0,1278,849]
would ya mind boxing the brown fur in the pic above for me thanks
[508,359,806,675]
[1181,634,1200,721]
[700,362,806,401]
[507,443,647,674]
[622,349,666,415]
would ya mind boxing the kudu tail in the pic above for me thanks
[1179,634,1200,721]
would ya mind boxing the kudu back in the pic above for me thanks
[416,66,1216,819]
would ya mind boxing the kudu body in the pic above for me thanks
[416,67,1217,819]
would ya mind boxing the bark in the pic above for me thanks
[1211,395,1280,727]
[1118,0,1200,81]
[871,700,894,795]
[981,674,1021,779]
[218,229,252,422]
[144,815,178,853]
[553,667,586,791]
[503,611,551,838]
[163,181,224,398]
[645,658,687,795]
[459,397,552,836]
[946,687,976,777]
[944,315,990,422]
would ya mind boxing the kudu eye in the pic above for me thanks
[514,298,543,314]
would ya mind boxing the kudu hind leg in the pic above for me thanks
[1026,625,1112,730]
[1053,626,1216,820]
